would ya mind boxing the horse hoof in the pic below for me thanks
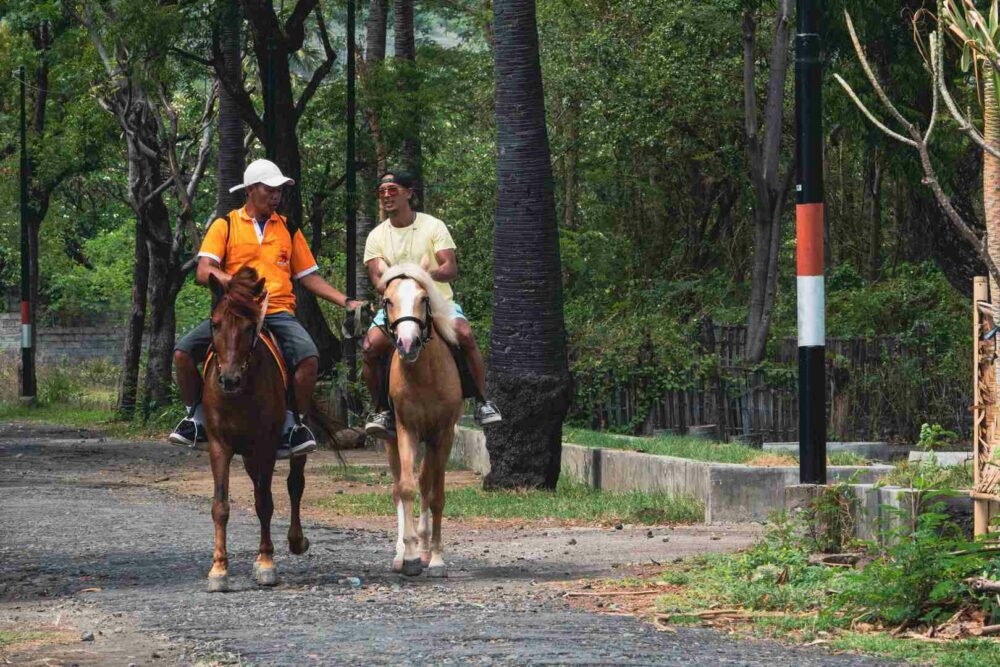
[207,575,229,593]
[254,567,278,587]
[401,558,423,577]
[289,536,310,555]
[426,565,448,578]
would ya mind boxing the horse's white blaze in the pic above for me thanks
[393,279,422,350]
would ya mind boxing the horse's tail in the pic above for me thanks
[305,397,353,463]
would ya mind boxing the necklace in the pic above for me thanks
[387,212,417,265]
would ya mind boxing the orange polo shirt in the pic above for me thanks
[198,207,318,315]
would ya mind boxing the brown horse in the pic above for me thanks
[379,263,463,577]
[201,267,311,592]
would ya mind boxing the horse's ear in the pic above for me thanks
[252,277,266,298]
[208,274,225,304]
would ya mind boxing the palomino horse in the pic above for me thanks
[201,267,311,592]
[379,263,464,577]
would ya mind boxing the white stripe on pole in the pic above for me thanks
[21,324,31,348]
[796,276,824,347]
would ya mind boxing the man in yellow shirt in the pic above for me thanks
[169,159,362,457]
[361,170,501,438]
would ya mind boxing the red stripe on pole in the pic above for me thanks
[796,203,824,276]
[20,301,29,324]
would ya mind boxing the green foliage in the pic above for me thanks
[919,423,960,451]
[316,475,704,525]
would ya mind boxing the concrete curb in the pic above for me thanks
[763,441,911,461]
[450,428,893,524]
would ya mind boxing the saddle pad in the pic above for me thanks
[203,331,289,388]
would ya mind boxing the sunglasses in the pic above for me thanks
[377,184,407,196]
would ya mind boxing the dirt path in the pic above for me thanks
[0,423,900,666]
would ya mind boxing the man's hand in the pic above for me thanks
[345,299,365,311]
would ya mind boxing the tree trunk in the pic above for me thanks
[864,147,883,281]
[986,66,1000,305]
[486,0,571,490]
[118,222,148,418]
[394,0,423,208]
[215,0,245,218]
[356,0,389,299]
[742,1,792,364]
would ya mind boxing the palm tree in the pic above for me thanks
[394,0,423,207]
[485,0,571,490]
[214,0,245,218]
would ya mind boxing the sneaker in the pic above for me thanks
[168,417,206,448]
[364,411,396,440]
[474,401,502,426]
[286,423,317,457]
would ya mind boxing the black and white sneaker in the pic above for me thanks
[364,411,396,440]
[168,417,206,448]
[284,423,317,458]
[474,401,502,426]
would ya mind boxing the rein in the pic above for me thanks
[379,275,434,345]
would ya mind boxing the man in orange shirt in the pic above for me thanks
[169,159,361,458]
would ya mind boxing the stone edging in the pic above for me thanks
[450,428,893,524]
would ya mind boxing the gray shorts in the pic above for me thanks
[175,312,319,368]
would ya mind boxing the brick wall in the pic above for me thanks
[0,313,128,363]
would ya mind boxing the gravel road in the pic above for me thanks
[0,423,901,666]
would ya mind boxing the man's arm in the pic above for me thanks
[195,257,231,287]
[367,258,388,294]
[429,249,457,283]
[299,273,362,309]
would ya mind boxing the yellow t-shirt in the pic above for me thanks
[363,213,457,301]
[198,207,319,315]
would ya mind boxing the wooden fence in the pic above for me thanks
[576,323,969,444]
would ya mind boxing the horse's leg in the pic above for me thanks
[390,429,422,576]
[385,437,406,572]
[417,448,434,567]
[244,457,277,586]
[424,427,454,578]
[287,455,310,555]
[208,443,233,592]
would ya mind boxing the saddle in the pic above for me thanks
[203,329,290,389]
[376,345,480,409]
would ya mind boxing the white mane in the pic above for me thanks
[379,263,457,345]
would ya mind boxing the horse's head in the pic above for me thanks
[209,267,267,394]
[382,275,431,363]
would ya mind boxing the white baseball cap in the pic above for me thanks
[228,159,296,193]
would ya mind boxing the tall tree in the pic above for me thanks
[214,0,245,217]
[394,0,423,207]
[484,0,571,490]
[69,1,215,412]
[211,0,341,370]
[356,0,389,299]
[742,0,793,363]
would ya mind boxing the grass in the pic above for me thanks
[315,475,704,524]
[0,402,181,440]
[0,629,74,650]
[563,427,874,467]
[880,458,974,490]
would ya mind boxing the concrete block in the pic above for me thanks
[763,441,909,461]
[560,444,594,487]
[907,451,974,467]
[450,427,490,476]
[706,464,798,523]
[599,449,710,499]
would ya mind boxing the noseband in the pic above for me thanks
[378,274,434,345]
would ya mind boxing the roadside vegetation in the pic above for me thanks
[571,476,1000,666]
[316,475,703,525]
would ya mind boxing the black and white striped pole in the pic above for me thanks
[796,0,825,483]
[18,65,36,404]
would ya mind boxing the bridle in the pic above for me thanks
[212,291,269,378]
[377,274,434,346]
